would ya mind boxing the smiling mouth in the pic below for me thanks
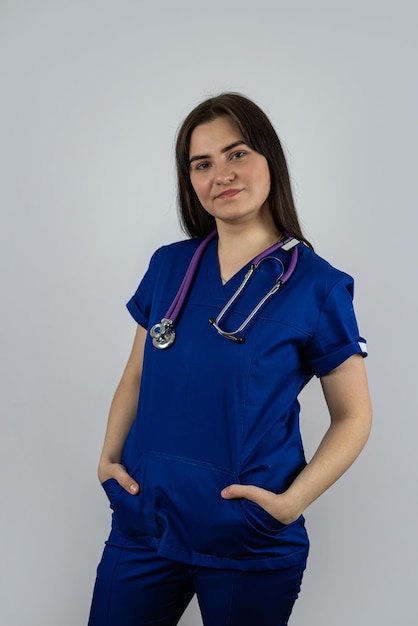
[216,189,241,200]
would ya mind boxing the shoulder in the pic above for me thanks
[144,237,208,287]
[151,237,203,264]
[296,244,354,293]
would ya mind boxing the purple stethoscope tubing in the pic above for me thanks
[150,229,299,348]
[166,229,217,321]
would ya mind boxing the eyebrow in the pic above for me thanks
[189,140,246,165]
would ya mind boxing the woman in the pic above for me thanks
[88,93,372,626]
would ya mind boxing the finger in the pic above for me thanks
[221,484,270,504]
[113,466,140,495]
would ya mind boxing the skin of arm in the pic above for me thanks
[221,353,372,524]
[97,324,147,495]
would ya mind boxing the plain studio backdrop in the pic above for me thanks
[1,1,417,624]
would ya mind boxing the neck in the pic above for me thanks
[217,222,282,260]
[216,220,282,283]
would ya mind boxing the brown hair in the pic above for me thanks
[175,92,313,249]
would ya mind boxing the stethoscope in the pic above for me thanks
[150,230,299,349]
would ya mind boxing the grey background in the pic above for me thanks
[1,1,417,624]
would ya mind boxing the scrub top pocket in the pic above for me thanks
[106,452,309,568]
[101,458,159,538]
[239,498,303,534]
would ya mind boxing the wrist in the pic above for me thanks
[99,450,123,467]
[279,489,306,523]
[98,456,122,482]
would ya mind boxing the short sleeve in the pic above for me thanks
[126,252,157,329]
[304,277,368,378]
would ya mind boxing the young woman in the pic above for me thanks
[88,93,372,626]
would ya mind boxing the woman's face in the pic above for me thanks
[188,116,271,229]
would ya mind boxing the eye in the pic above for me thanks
[195,161,211,171]
[231,151,246,160]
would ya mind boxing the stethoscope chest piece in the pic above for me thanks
[150,318,175,349]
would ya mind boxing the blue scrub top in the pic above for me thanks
[102,236,367,571]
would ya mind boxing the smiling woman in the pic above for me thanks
[88,93,371,626]
[175,93,314,250]
[189,117,272,235]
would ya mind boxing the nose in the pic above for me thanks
[215,162,235,185]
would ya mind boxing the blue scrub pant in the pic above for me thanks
[88,535,305,626]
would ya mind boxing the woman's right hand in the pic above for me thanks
[98,461,140,495]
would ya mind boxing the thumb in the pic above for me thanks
[221,484,268,503]
[114,466,140,495]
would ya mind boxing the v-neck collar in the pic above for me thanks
[204,235,253,299]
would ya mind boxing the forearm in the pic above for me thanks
[99,374,140,466]
[98,325,146,483]
[284,412,372,517]
[284,354,373,518]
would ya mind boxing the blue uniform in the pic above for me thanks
[90,236,367,625]
[99,236,367,574]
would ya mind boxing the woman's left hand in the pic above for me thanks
[221,484,301,525]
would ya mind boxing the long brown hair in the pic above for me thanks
[175,92,313,249]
